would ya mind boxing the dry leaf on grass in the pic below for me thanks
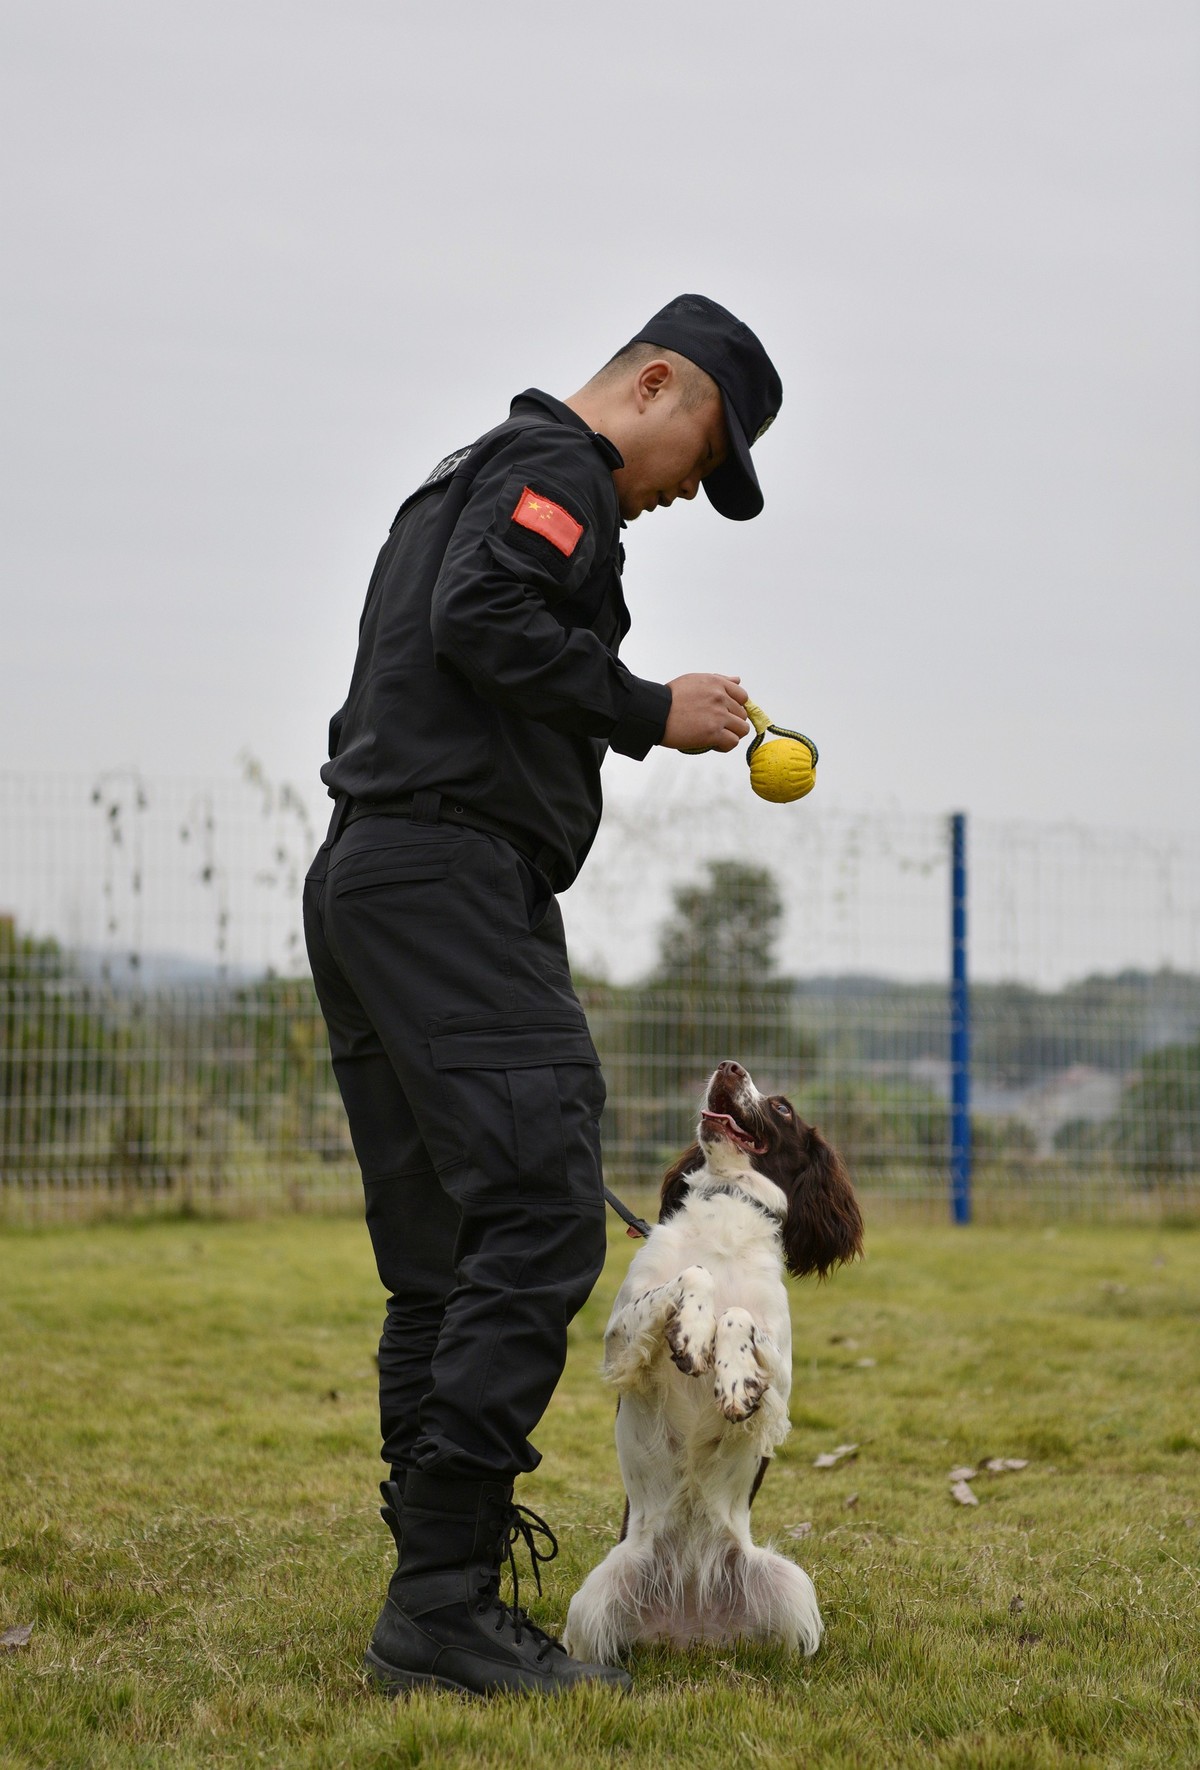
[984,1458,1029,1474]
[1009,1595,1025,1614]
[950,1480,979,1506]
[948,1466,977,1482]
[844,1492,859,1509]
[786,1522,813,1539]
[1,1624,33,1651]
[813,1443,859,1469]
[855,1357,877,1368]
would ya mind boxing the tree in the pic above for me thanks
[1112,1037,1200,1182]
[591,862,816,1181]
[0,917,121,1168]
[655,860,785,990]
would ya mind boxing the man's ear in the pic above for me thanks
[633,358,672,409]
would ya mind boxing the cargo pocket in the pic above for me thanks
[429,1010,605,1207]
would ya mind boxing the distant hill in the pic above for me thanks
[790,968,1200,1081]
[69,947,262,989]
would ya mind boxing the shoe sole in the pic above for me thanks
[363,1647,631,1699]
[364,1647,478,1697]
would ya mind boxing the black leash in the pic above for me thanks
[603,1185,653,1240]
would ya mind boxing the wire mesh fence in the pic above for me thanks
[2,767,1198,1225]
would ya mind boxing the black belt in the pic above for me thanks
[334,790,556,881]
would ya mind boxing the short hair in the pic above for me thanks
[592,340,718,411]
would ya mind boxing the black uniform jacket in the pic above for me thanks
[321,390,672,891]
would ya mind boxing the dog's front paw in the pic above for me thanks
[713,1310,770,1421]
[666,1293,716,1376]
[715,1366,768,1422]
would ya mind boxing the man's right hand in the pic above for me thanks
[661,675,751,753]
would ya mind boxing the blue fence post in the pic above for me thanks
[950,811,972,1223]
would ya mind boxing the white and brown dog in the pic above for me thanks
[564,1061,862,1665]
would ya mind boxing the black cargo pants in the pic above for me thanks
[302,807,608,1483]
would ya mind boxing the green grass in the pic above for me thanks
[1,1215,1198,1768]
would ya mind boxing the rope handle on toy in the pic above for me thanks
[743,699,819,769]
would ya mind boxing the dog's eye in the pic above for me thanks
[771,1100,793,1119]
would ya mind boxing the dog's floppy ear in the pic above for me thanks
[782,1126,863,1280]
[659,1142,704,1223]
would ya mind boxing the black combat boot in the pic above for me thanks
[365,1471,631,1697]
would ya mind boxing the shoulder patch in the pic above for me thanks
[511,486,584,558]
[420,445,472,490]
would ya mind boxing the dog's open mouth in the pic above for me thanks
[699,1110,767,1156]
[700,1111,766,1153]
[699,1065,770,1156]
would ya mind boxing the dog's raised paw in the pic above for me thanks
[666,1297,716,1376]
[715,1365,768,1421]
[712,1312,769,1419]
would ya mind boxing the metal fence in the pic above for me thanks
[2,767,1199,1225]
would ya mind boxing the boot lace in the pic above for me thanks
[474,1502,565,1659]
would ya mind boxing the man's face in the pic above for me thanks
[613,383,729,522]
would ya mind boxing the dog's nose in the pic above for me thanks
[719,1061,746,1080]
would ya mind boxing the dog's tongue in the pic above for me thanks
[701,1110,760,1151]
[702,1110,739,1132]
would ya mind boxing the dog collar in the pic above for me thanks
[689,1180,785,1228]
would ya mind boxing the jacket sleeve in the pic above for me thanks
[428,435,672,759]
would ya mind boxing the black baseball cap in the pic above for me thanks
[626,293,782,520]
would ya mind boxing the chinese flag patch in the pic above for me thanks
[511,486,584,558]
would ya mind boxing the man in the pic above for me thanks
[303,293,783,1698]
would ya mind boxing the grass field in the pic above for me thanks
[1,1212,1198,1768]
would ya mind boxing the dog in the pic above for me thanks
[563,1060,862,1665]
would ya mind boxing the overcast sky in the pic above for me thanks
[3,0,1197,840]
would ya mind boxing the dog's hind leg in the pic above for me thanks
[738,1546,824,1656]
[563,1537,655,1666]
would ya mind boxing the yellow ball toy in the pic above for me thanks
[744,699,819,804]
